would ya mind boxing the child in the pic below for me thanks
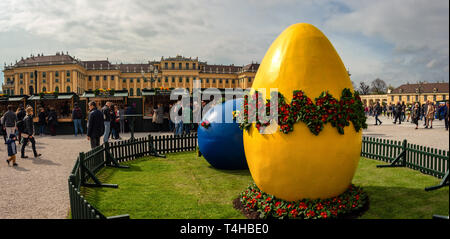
[6,133,18,167]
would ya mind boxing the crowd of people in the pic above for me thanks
[365,100,449,130]
[1,104,42,167]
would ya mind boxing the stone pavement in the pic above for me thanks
[363,115,449,150]
[0,117,448,219]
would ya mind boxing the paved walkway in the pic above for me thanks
[0,118,448,219]
[0,132,154,219]
[363,115,449,150]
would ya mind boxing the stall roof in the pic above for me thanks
[81,91,128,98]
[8,96,25,101]
[28,94,75,100]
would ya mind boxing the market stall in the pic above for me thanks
[28,92,79,122]
[0,94,28,114]
[81,89,129,111]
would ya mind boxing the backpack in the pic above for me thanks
[17,120,25,133]
[74,107,82,119]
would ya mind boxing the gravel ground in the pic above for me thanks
[363,115,449,150]
[0,132,154,219]
[0,117,448,219]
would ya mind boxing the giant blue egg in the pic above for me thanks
[198,98,248,170]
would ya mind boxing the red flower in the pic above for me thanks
[275,201,281,207]
[316,203,324,211]
[306,210,315,218]
[264,206,271,212]
[266,197,272,202]
[320,211,328,219]
[290,209,298,218]
[298,202,307,210]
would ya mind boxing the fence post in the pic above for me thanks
[377,139,407,168]
[79,152,86,186]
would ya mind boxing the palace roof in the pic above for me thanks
[391,82,449,94]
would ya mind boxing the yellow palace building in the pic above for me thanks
[2,52,259,96]
[360,82,449,107]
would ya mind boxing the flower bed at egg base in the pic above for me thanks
[233,183,369,219]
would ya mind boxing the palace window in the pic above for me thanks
[248,77,252,82]
[193,63,196,69]
[55,79,59,83]
[226,79,229,84]
[172,77,175,83]
[129,88,134,96]
[42,72,46,78]
[89,76,92,81]
[55,86,59,92]
[391,96,394,101]
[111,76,115,81]
[30,72,34,78]
[137,88,141,96]
[219,79,222,83]
[407,95,410,101]
[55,71,59,77]
[20,88,24,95]
[42,87,47,92]
[20,73,23,79]
[165,77,168,83]
[130,78,133,83]
[206,78,209,83]
[66,71,70,77]
[415,95,418,102]
[11,90,14,95]
[165,63,168,69]
[186,77,189,83]
[144,78,147,83]
[137,78,140,83]
[30,80,34,84]
[443,95,446,100]
[123,78,126,83]
[213,79,216,83]
[172,63,175,69]
[104,76,107,81]
[179,77,182,83]
[186,63,189,69]
[67,86,71,93]
[67,78,70,82]
[158,77,161,83]
[96,76,99,81]
[179,63,182,69]
[423,95,427,101]
[399,95,402,101]
[43,79,46,83]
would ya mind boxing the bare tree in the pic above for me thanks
[370,78,387,94]
[358,82,370,95]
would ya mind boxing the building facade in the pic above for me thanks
[2,53,259,96]
[360,82,449,107]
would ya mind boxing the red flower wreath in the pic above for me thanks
[200,120,211,129]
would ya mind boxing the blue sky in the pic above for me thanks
[0,0,448,89]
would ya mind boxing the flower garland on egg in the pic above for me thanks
[235,183,368,219]
[239,88,367,135]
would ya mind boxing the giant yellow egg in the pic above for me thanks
[243,23,362,201]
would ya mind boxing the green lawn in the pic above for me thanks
[80,152,449,219]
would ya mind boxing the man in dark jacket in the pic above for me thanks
[1,105,18,139]
[393,102,402,124]
[72,103,84,136]
[87,101,105,149]
[21,107,41,158]
[101,102,112,143]
[16,105,26,142]
[374,102,383,125]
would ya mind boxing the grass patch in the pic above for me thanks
[80,153,448,219]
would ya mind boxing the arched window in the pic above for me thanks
[67,86,71,93]
[55,86,59,92]
[20,88,24,95]
[137,88,141,96]
[29,86,34,94]
[42,87,47,92]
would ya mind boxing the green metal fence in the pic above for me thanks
[361,136,449,178]
[68,133,198,219]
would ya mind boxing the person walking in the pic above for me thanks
[72,103,84,136]
[37,107,47,136]
[47,107,58,136]
[405,104,411,122]
[374,102,383,125]
[6,133,18,167]
[444,101,449,131]
[155,103,164,132]
[1,105,18,139]
[393,102,402,124]
[422,102,428,126]
[101,102,112,143]
[425,101,435,129]
[16,105,26,142]
[411,103,420,130]
[87,101,105,149]
[21,107,41,159]
[119,105,126,134]
[112,105,121,139]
